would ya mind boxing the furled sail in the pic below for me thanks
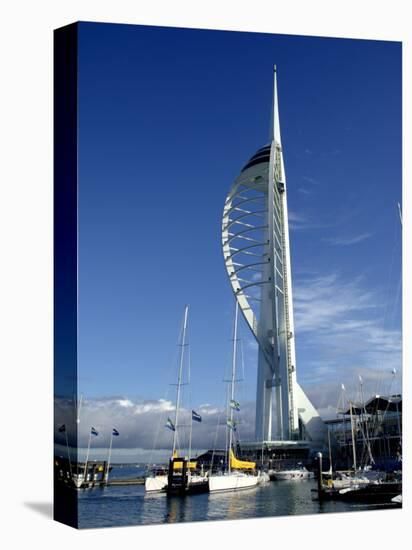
[229,449,255,470]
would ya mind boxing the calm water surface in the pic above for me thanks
[77,467,397,529]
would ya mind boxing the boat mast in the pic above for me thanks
[228,301,239,475]
[339,384,349,468]
[172,304,189,456]
[397,202,402,226]
[349,401,357,471]
[328,428,333,475]
[359,375,374,466]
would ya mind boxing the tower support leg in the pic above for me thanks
[255,349,273,441]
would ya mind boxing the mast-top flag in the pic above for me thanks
[226,418,237,431]
[106,428,120,485]
[165,418,176,431]
[230,399,240,411]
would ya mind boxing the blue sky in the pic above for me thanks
[75,23,401,452]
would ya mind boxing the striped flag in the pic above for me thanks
[112,428,120,436]
[165,418,175,431]
[226,419,237,431]
[91,427,98,436]
[230,399,240,411]
[192,410,202,423]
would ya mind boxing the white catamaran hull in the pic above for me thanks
[271,469,314,481]
[145,475,168,492]
[72,475,84,489]
[209,473,258,493]
[257,471,270,484]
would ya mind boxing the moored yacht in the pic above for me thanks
[208,302,258,493]
[209,450,258,492]
[145,305,208,495]
[145,466,168,493]
[270,465,313,481]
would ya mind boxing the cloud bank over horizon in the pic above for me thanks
[54,396,255,458]
[54,265,402,464]
[54,355,401,462]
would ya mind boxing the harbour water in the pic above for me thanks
[77,466,398,529]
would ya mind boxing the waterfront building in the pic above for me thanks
[325,394,402,471]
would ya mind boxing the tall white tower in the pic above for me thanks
[222,67,326,443]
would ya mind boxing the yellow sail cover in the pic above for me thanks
[171,450,197,470]
[173,460,197,470]
[229,449,255,469]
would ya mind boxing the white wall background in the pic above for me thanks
[0,0,409,548]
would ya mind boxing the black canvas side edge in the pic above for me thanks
[53,22,79,529]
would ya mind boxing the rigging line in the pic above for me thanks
[146,311,186,469]
[148,355,178,463]
[210,386,227,474]
[210,336,233,473]
[146,381,172,471]
[359,377,374,466]
[240,337,246,384]
[226,381,230,462]
[374,211,400,395]
[368,375,396,460]
[187,344,192,459]
[335,385,343,416]
[187,339,191,386]
[389,216,402,324]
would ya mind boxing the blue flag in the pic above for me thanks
[192,410,202,423]
[165,418,175,431]
[112,428,119,436]
[91,427,98,436]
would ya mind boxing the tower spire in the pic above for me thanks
[272,65,282,147]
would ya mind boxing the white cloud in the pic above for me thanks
[323,233,372,246]
[288,210,332,231]
[132,399,174,414]
[288,211,306,223]
[302,176,318,185]
[117,399,134,408]
[293,272,402,402]
[288,210,309,231]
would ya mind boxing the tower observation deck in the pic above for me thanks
[222,67,327,445]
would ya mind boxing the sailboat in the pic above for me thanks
[270,464,313,481]
[208,302,258,493]
[317,381,399,501]
[145,305,208,494]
